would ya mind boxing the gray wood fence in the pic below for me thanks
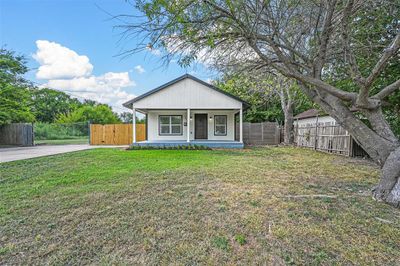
[0,123,34,146]
[294,123,352,156]
[236,122,281,145]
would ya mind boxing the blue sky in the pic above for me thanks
[0,0,217,112]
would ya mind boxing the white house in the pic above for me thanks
[293,109,337,127]
[122,74,249,148]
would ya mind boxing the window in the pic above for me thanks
[159,115,182,135]
[214,115,227,136]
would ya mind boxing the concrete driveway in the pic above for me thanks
[0,145,128,163]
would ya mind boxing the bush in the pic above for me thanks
[127,144,211,150]
[57,105,120,124]
[34,122,88,140]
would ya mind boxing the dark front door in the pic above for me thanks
[195,114,208,139]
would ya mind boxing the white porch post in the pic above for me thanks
[187,108,190,142]
[239,107,243,143]
[132,106,136,143]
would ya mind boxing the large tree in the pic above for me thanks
[0,48,34,125]
[120,0,400,207]
[30,88,81,123]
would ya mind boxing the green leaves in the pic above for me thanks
[56,105,121,124]
[0,49,34,125]
[30,88,81,123]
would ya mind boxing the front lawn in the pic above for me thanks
[0,147,399,265]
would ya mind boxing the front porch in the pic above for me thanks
[131,140,244,149]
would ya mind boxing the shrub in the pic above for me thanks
[34,122,88,140]
[127,145,211,150]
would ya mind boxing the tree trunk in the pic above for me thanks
[373,146,400,207]
[364,108,399,144]
[283,104,294,144]
[299,84,400,207]
[300,87,394,163]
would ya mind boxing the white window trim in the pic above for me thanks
[214,115,227,136]
[159,115,183,136]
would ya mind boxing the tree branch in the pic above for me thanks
[365,33,400,88]
[341,0,365,87]
[313,0,337,79]
[372,79,400,100]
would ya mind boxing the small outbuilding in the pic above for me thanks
[293,108,368,157]
[123,74,249,148]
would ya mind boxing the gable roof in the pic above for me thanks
[294,107,359,120]
[122,74,250,109]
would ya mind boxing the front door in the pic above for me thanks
[195,114,208,139]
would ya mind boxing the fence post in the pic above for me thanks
[348,134,352,157]
[314,116,319,150]
[261,122,264,142]
[31,123,35,146]
[88,121,91,145]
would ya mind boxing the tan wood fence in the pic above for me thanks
[90,124,146,145]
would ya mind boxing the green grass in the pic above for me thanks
[34,137,89,145]
[0,147,399,265]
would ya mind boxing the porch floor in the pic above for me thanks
[132,140,244,149]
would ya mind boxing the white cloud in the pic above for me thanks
[44,72,135,92]
[33,40,135,112]
[42,72,136,111]
[33,40,93,79]
[134,65,145,74]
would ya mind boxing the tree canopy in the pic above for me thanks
[0,49,35,125]
[30,88,82,123]
[57,104,121,124]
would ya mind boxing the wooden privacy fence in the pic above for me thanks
[0,123,33,146]
[236,122,281,145]
[295,124,355,156]
[90,124,146,145]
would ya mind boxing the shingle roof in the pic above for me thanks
[294,107,358,120]
[122,74,250,109]
[294,109,324,120]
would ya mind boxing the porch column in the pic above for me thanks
[187,108,190,142]
[239,107,243,143]
[132,106,136,143]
